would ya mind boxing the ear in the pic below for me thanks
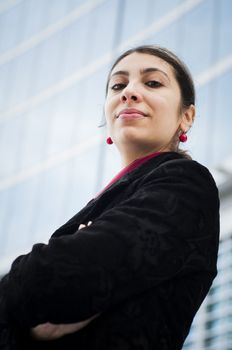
[180,104,195,132]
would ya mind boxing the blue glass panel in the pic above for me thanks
[0,63,108,183]
[0,0,88,54]
[78,67,108,142]
[2,176,39,258]
[1,10,106,107]
[120,0,180,44]
[147,21,179,53]
[0,101,53,179]
[0,49,36,111]
[0,114,27,180]
[0,188,9,256]
[100,137,121,186]
[57,144,100,220]
[20,0,52,42]
[0,1,22,53]
[185,83,211,166]
[81,0,118,63]
[0,61,12,113]
[211,69,232,165]
[56,15,90,80]
[218,0,232,59]
[49,88,83,153]
[1,143,99,273]
[168,0,214,76]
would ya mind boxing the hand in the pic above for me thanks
[78,221,92,230]
[31,313,100,341]
[31,220,99,341]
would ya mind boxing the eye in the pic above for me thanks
[145,80,162,88]
[110,83,126,91]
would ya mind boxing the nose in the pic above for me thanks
[120,84,142,103]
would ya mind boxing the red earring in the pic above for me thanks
[106,137,113,144]
[179,132,187,142]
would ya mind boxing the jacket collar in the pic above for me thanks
[51,152,185,238]
[94,151,185,201]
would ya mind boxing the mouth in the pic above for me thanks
[117,108,147,119]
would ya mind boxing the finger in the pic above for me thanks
[31,323,61,340]
[78,224,86,230]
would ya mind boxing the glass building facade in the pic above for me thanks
[0,0,232,348]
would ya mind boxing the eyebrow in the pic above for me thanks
[110,67,170,81]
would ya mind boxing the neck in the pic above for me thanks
[120,147,168,167]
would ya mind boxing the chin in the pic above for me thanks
[119,127,145,139]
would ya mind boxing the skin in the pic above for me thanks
[31,52,195,340]
[104,52,195,167]
[31,312,99,341]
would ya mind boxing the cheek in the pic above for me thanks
[104,98,111,117]
[148,96,180,130]
[104,96,117,118]
[149,93,180,117]
[147,93,166,109]
[104,100,115,130]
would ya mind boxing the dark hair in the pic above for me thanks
[102,45,196,160]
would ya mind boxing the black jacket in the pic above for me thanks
[0,152,220,349]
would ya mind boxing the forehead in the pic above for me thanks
[111,52,175,78]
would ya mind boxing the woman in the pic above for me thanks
[0,45,220,349]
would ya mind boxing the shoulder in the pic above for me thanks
[136,154,219,213]
[143,154,218,192]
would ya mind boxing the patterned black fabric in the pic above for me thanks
[0,152,220,349]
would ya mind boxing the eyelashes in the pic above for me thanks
[110,83,126,91]
[145,81,163,88]
[110,81,163,91]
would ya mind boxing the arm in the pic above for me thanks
[0,160,220,329]
[30,222,101,341]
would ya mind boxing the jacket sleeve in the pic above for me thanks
[0,159,220,329]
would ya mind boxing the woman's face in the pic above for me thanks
[104,52,193,155]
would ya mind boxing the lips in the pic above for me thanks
[117,108,146,119]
